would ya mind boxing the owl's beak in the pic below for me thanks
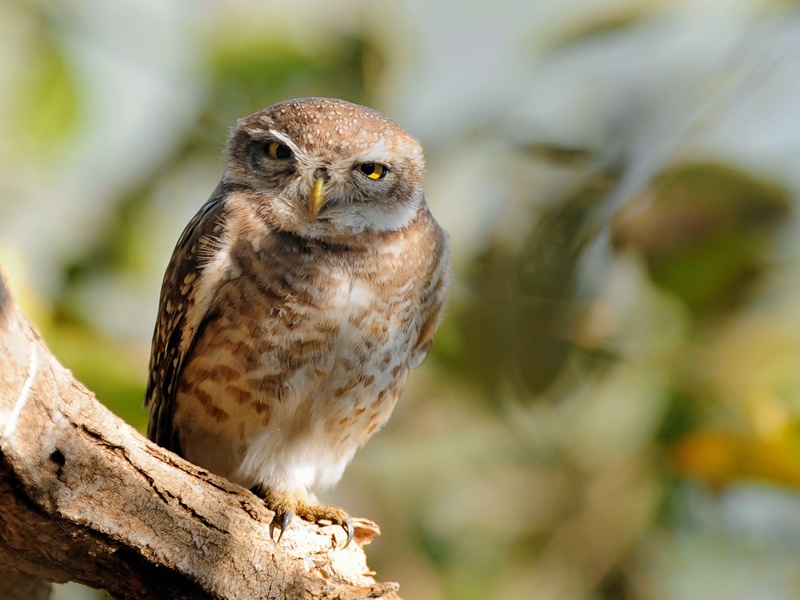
[309,177,327,220]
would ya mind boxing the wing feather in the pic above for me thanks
[409,218,451,368]
[145,184,232,453]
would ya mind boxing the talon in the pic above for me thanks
[271,510,293,543]
[341,518,354,549]
[278,509,293,542]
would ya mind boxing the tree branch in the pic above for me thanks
[0,268,400,600]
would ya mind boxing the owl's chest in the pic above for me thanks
[235,241,415,368]
[289,260,415,361]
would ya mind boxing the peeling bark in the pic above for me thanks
[0,268,400,600]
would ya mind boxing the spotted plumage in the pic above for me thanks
[145,98,450,542]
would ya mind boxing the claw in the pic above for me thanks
[341,518,354,549]
[270,510,293,543]
[278,509,293,542]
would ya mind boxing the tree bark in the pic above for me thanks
[0,268,400,600]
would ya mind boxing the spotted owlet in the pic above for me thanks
[145,97,450,544]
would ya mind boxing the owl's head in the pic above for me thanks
[223,97,426,240]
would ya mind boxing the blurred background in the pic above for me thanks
[4,0,800,598]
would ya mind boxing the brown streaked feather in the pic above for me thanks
[410,210,451,369]
[144,99,451,534]
[145,183,234,452]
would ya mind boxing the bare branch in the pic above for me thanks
[0,268,400,600]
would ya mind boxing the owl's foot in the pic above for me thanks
[256,487,354,548]
[296,501,354,548]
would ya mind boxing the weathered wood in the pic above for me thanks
[0,268,399,600]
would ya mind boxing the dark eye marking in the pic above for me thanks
[265,141,293,160]
[357,163,388,180]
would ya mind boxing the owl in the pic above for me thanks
[145,97,450,545]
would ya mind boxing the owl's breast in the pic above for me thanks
[220,252,419,490]
[292,262,416,400]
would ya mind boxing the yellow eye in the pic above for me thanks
[266,141,292,160]
[358,162,387,180]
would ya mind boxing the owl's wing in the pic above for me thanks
[409,221,451,369]
[145,184,231,453]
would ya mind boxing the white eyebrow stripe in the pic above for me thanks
[348,144,402,163]
[268,129,300,153]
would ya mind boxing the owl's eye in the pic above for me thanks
[358,163,387,180]
[266,141,293,160]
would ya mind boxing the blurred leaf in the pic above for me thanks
[656,390,706,446]
[550,10,646,49]
[614,163,790,318]
[525,142,598,167]
[448,167,619,404]
[671,426,800,491]
[203,31,372,133]
[54,187,149,326]
[13,26,80,156]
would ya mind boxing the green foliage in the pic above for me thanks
[445,167,619,402]
[203,30,373,133]
[615,163,790,318]
[12,28,80,157]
